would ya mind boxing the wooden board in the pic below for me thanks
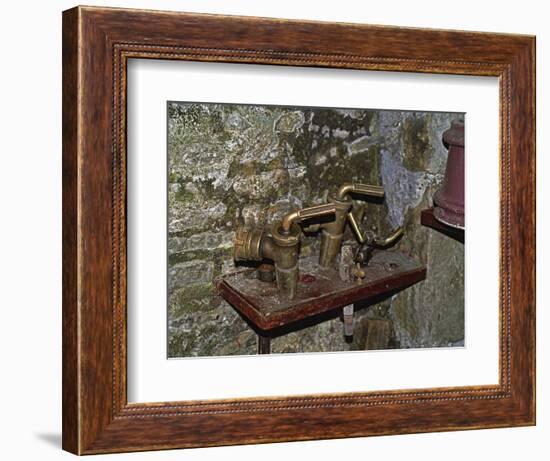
[216,250,426,331]
[421,207,464,243]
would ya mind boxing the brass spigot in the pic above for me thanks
[319,183,385,267]
[234,203,336,300]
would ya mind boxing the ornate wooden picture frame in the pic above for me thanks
[62,5,535,454]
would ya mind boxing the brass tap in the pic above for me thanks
[234,203,336,300]
[319,183,385,267]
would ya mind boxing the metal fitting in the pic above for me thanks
[234,203,336,300]
[319,183,385,268]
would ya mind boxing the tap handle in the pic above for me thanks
[336,183,385,200]
[281,203,336,233]
[353,226,405,267]
[372,226,404,248]
[351,183,385,198]
[347,209,403,247]
[297,203,336,221]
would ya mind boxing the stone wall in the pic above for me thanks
[167,102,464,357]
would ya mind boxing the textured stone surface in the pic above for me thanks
[167,102,464,357]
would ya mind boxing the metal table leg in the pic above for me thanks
[258,335,271,354]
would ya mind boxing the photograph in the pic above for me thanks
[167,101,465,357]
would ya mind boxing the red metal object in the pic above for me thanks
[433,120,465,229]
[421,208,464,243]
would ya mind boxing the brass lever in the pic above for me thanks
[347,211,366,244]
[348,213,404,247]
[280,203,336,233]
[371,227,404,248]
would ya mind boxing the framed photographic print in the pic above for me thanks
[62,5,535,454]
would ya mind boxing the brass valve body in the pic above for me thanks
[319,197,352,267]
[234,203,336,300]
[319,183,385,268]
[270,223,301,300]
[234,227,263,262]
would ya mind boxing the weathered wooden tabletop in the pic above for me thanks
[216,250,426,331]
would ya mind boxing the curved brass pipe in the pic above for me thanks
[280,210,300,233]
[372,227,404,248]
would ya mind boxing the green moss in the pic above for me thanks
[174,185,195,203]
[168,283,216,317]
[401,115,432,171]
[169,247,232,267]
[311,109,374,137]
[167,103,464,356]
